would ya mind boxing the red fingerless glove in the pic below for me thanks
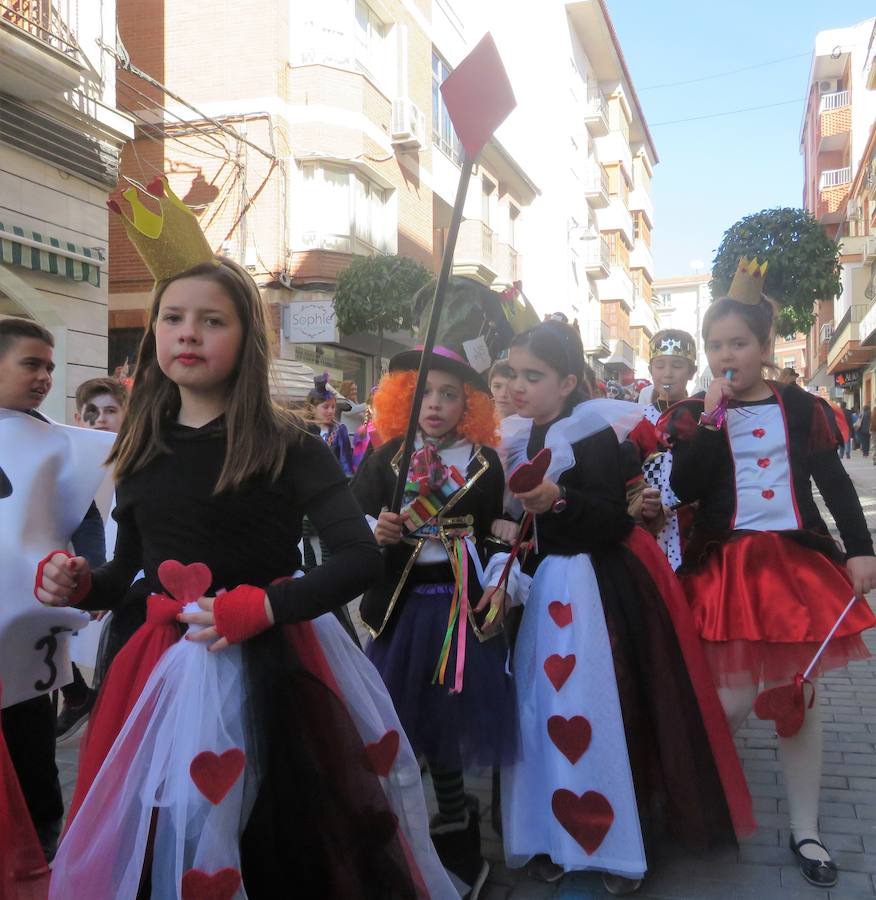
[34,550,92,606]
[212,585,271,644]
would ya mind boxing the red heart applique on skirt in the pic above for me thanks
[189,749,246,805]
[181,867,241,900]
[547,715,592,764]
[548,601,573,628]
[543,654,576,692]
[551,789,614,854]
[365,730,400,777]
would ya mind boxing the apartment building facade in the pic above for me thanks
[471,0,658,383]
[652,273,710,391]
[108,0,537,399]
[0,0,133,421]
[801,16,876,406]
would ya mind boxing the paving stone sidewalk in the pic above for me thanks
[55,456,876,899]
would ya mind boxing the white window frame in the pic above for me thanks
[432,50,462,164]
[295,162,397,256]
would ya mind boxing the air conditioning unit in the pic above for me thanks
[820,323,834,343]
[819,79,839,94]
[391,98,425,150]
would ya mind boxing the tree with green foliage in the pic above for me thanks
[711,207,842,334]
[333,254,433,363]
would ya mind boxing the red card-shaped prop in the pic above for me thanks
[440,33,516,160]
[753,675,814,738]
[508,448,552,494]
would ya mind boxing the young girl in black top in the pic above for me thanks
[34,177,454,899]
[663,273,876,888]
[500,322,753,894]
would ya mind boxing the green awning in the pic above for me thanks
[0,222,103,287]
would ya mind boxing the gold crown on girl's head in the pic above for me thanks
[107,175,215,283]
[728,256,768,306]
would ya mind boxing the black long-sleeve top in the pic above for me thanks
[667,385,873,559]
[77,417,383,623]
[525,416,633,571]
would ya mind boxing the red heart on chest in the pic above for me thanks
[762,489,775,500]
[365,730,400,777]
[181,867,241,900]
[189,749,246,805]
[543,654,576,692]
[757,458,771,469]
[548,601,573,628]
[753,679,811,738]
[547,715,592,764]
[508,448,552,493]
[752,428,765,438]
[551,789,614,854]
[158,560,213,603]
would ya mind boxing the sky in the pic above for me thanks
[605,0,876,280]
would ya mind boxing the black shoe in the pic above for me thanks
[430,807,489,899]
[56,688,95,741]
[789,836,838,888]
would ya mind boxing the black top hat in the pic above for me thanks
[389,276,515,392]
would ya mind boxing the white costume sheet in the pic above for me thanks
[0,410,113,707]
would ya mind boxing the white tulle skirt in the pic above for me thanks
[50,607,457,899]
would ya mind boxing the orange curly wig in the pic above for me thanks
[372,369,499,447]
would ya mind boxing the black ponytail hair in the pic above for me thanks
[702,296,774,346]
[511,321,591,405]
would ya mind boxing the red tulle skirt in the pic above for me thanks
[682,532,875,686]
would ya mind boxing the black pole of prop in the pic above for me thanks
[389,155,474,513]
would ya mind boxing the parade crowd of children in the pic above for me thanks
[2,180,875,900]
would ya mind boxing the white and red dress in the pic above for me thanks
[663,383,876,686]
[499,401,754,879]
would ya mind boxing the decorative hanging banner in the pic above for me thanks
[0,411,114,708]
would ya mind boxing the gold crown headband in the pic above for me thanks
[649,330,696,364]
[727,256,768,306]
[108,175,215,283]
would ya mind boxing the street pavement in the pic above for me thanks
[55,455,876,899]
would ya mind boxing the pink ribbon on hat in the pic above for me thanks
[414,344,469,365]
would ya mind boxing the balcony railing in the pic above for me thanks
[580,319,610,356]
[581,163,609,200]
[819,90,850,113]
[820,166,852,190]
[495,242,520,285]
[453,219,498,283]
[0,0,81,58]
[582,236,610,275]
[582,92,609,135]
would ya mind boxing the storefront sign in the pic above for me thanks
[834,370,862,389]
[284,300,338,343]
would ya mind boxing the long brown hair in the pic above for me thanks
[109,256,302,492]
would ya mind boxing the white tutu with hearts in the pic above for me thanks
[50,607,457,899]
